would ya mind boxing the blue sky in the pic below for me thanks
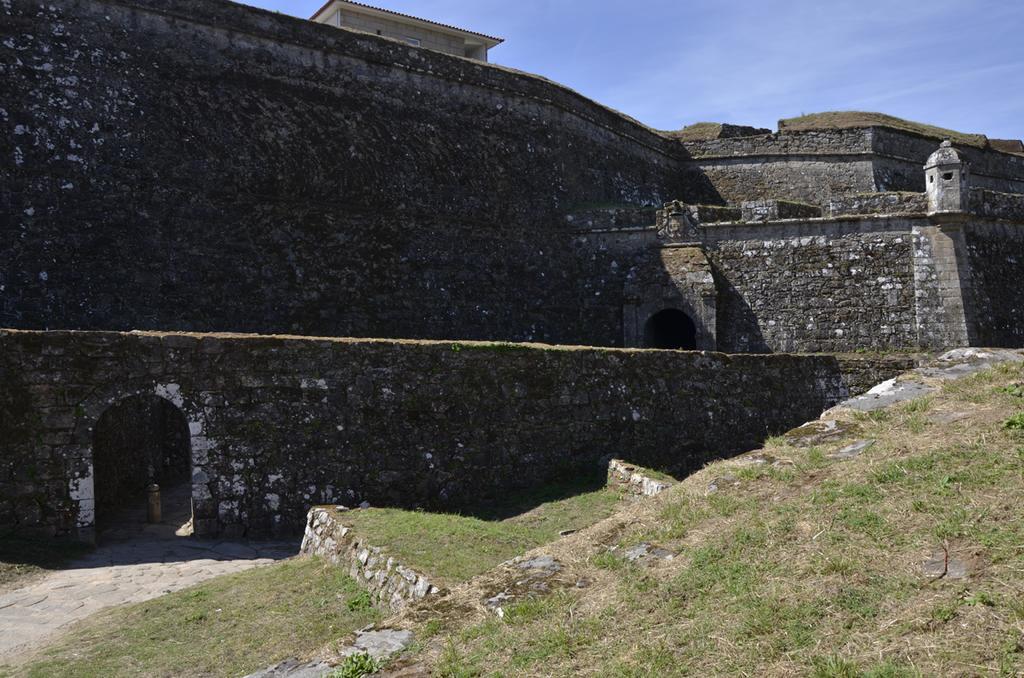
[241,0,1024,139]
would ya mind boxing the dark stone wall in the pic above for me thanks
[681,127,1024,207]
[682,128,874,159]
[971,189,1024,223]
[964,222,1024,347]
[872,129,1024,195]
[569,208,1023,354]
[702,220,920,353]
[571,214,927,353]
[0,0,690,345]
[0,330,909,539]
[681,129,879,206]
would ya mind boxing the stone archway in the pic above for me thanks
[622,245,717,351]
[92,395,193,536]
[643,309,698,350]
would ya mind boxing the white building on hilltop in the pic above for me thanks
[311,1,503,62]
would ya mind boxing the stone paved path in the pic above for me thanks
[0,517,298,660]
[0,537,297,659]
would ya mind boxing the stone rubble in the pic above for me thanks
[829,439,876,460]
[339,628,416,661]
[622,543,674,563]
[485,554,566,618]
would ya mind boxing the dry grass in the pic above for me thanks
[778,112,990,148]
[6,557,380,678]
[409,361,1024,677]
[666,122,726,142]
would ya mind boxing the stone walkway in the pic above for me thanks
[0,536,297,659]
[0,490,299,660]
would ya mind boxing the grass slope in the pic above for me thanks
[7,557,380,678]
[422,361,1024,676]
[667,122,725,142]
[343,476,624,582]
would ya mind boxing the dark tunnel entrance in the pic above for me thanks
[92,395,193,537]
[643,309,698,350]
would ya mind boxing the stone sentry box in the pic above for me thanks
[926,141,971,215]
[0,330,900,541]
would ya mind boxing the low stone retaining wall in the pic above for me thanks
[300,507,440,612]
[835,355,922,396]
[606,459,674,497]
[2,330,875,540]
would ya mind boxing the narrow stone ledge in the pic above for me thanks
[299,507,441,613]
[607,459,675,497]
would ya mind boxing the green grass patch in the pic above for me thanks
[1004,413,1024,431]
[328,653,381,678]
[999,383,1024,399]
[15,557,380,678]
[342,477,623,582]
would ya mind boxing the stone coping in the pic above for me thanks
[0,328,859,359]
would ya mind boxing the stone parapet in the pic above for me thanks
[828,192,928,217]
[970,188,1024,222]
[1,330,878,539]
[740,200,823,222]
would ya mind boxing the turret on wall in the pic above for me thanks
[925,140,970,214]
[915,141,978,349]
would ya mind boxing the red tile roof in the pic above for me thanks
[310,0,503,44]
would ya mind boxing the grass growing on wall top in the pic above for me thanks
[668,121,728,142]
[778,111,990,148]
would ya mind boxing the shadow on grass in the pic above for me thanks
[455,466,611,522]
[0,532,94,590]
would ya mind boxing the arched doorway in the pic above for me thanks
[643,309,698,350]
[92,395,193,537]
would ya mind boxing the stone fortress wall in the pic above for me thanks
[0,0,693,347]
[0,330,908,538]
[681,126,1024,206]
[2,0,1024,540]
[3,0,1024,355]
[574,191,1024,353]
